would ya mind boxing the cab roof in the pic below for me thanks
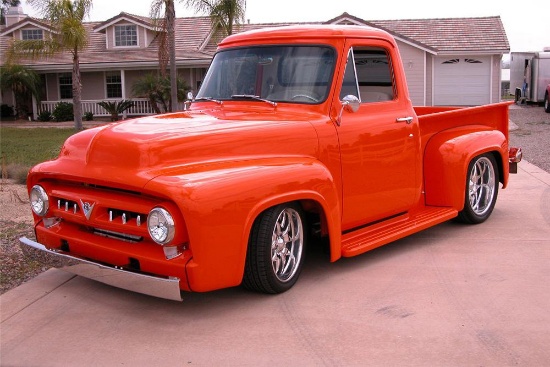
[218,24,395,48]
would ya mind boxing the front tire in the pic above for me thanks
[456,154,499,224]
[544,92,550,113]
[243,203,306,294]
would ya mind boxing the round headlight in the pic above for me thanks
[147,207,175,245]
[30,185,49,217]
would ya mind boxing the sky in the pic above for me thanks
[19,0,550,53]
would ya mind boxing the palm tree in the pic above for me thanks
[0,64,42,119]
[149,0,245,113]
[184,0,246,37]
[7,0,92,130]
[150,0,178,113]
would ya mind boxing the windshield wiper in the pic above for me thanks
[231,94,277,107]
[194,96,223,105]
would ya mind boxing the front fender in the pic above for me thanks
[424,127,507,210]
[144,157,341,292]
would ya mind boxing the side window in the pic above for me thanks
[340,47,395,103]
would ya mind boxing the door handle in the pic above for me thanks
[396,117,413,124]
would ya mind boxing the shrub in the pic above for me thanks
[52,102,74,122]
[37,110,52,122]
[1,104,14,118]
[5,164,30,185]
[97,100,134,121]
[84,111,94,121]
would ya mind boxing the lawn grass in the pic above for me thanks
[1,127,75,166]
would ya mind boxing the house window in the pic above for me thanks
[114,25,138,47]
[59,73,73,99]
[106,71,122,98]
[22,29,43,40]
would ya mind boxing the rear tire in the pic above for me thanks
[544,92,550,113]
[456,154,499,224]
[243,203,306,294]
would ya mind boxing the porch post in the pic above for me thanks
[32,94,38,120]
[121,69,127,119]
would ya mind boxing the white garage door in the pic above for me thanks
[434,56,491,106]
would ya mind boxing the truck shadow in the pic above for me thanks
[65,217,484,315]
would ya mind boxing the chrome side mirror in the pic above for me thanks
[184,92,194,110]
[337,95,360,125]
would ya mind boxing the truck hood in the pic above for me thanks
[42,109,321,188]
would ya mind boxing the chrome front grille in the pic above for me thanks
[107,208,146,227]
[57,198,79,214]
[47,182,162,243]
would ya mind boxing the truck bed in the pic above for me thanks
[415,102,512,148]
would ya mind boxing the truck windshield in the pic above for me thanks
[196,46,336,104]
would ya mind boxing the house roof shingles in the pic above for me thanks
[0,12,510,70]
[369,16,510,53]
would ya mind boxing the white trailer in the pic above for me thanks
[510,50,550,104]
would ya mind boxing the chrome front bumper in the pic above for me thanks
[19,237,183,301]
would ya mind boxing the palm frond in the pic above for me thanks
[182,0,246,36]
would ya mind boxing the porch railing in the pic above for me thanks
[39,99,187,118]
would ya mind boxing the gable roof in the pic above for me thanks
[0,15,215,70]
[0,17,56,37]
[370,16,510,54]
[93,12,158,33]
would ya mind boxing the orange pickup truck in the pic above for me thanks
[21,25,522,301]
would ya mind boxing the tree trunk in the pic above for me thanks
[72,49,83,130]
[167,0,177,112]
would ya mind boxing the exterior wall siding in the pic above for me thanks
[395,42,426,106]
[426,56,434,105]
[81,72,105,100]
[492,55,503,102]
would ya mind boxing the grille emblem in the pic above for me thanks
[80,200,95,220]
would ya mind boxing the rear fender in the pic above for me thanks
[145,158,341,292]
[424,127,507,210]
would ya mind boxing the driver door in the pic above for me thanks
[337,42,420,230]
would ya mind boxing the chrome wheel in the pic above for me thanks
[468,156,496,216]
[457,154,499,224]
[243,203,307,294]
[271,208,304,282]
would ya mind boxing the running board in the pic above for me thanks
[341,207,458,257]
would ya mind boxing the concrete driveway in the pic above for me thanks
[1,161,549,366]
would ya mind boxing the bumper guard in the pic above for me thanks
[19,237,183,301]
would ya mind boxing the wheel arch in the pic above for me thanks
[424,128,507,210]
[150,158,342,292]
[235,164,343,283]
[243,191,341,262]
